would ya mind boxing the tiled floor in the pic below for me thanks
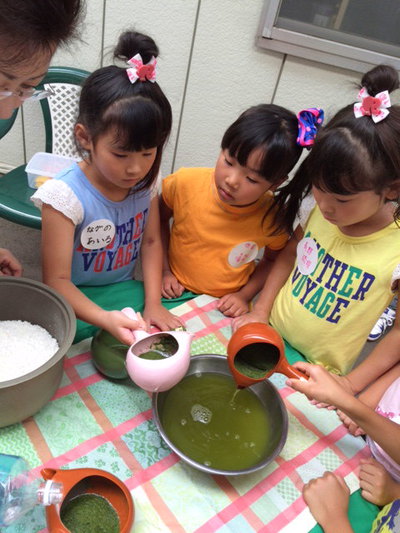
[0,217,41,280]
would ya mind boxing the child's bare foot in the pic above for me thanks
[359,458,400,506]
[337,410,365,437]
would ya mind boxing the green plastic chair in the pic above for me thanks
[0,66,90,229]
[0,108,19,138]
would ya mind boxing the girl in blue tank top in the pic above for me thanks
[32,30,183,346]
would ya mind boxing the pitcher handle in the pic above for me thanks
[284,364,309,381]
[122,307,139,321]
[122,306,149,343]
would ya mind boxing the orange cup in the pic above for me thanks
[227,323,308,388]
[41,467,134,533]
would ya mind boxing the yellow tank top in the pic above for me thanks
[271,206,400,374]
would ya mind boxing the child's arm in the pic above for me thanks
[302,472,353,533]
[357,361,400,408]
[345,305,400,394]
[232,225,304,330]
[41,204,145,345]
[158,193,185,299]
[288,362,400,464]
[0,248,22,276]
[337,363,400,436]
[217,247,280,317]
[141,196,184,330]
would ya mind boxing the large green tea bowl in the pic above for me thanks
[152,354,288,476]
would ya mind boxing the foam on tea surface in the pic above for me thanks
[161,373,271,471]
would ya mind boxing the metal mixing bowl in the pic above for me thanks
[0,277,76,427]
[152,354,288,476]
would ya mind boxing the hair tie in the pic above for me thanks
[126,53,157,83]
[297,108,324,148]
[354,87,391,123]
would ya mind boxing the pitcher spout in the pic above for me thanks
[170,330,195,350]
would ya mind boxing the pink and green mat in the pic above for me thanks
[0,294,378,532]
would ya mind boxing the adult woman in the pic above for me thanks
[0,0,84,274]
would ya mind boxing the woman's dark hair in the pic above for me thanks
[76,30,173,192]
[272,64,400,234]
[0,0,84,64]
[222,104,303,185]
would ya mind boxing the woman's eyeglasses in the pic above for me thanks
[0,85,55,102]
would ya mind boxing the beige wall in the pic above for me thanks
[0,0,382,279]
[0,0,363,177]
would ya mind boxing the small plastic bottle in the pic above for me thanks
[0,453,63,527]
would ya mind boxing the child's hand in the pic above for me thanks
[337,409,365,437]
[303,472,352,532]
[161,270,185,299]
[144,303,184,331]
[0,248,22,276]
[105,310,148,346]
[310,374,355,409]
[217,293,249,317]
[231,309,267,331]
[359,457,400,506]
[286,362,351,407]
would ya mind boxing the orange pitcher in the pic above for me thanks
[41,467,134,532]
[227,323,308,388]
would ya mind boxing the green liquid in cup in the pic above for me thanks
[161,373,271,471]
[137,335,179,360]
[234,343,279,379]
[150,335,178,355]
[139,350,166,360]
[60,493,119,533]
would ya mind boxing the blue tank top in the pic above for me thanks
[57,163,150,286]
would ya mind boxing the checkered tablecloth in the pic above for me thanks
[0,294,370,533]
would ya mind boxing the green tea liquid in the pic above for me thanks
[161,373,271,471]
[137,335,179,360]
[60,493,119,533]
[139,350,166,360]
[234,343,279,379]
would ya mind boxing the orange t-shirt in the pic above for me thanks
[162,167,288,297]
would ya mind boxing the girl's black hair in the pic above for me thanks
[0,0,84,64]
[76,30,172,192]
[221,104,303,184]
[273,64,400,234]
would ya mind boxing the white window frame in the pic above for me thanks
[257,0,400,73]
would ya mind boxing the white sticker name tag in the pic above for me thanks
[228,241,259,268]
[80,219,116,250]
[296,237,318,275]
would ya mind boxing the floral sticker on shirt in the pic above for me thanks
[297,237,318,275]
[228,241,258,268]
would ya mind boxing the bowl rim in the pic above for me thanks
[152,353,288,476]
[0,276,76,388]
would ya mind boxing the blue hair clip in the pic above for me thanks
[297,108,324,148]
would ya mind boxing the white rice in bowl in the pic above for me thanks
[0,320,59,382]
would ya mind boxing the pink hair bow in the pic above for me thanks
[126,53,157,83]
[354,87,391,123]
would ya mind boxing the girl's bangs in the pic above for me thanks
[312,170,364,196]
[102,97,165,151]
[310,129,376,195]
[230,140,297,184]
[228,137,257,168]
[223,120,302,183]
